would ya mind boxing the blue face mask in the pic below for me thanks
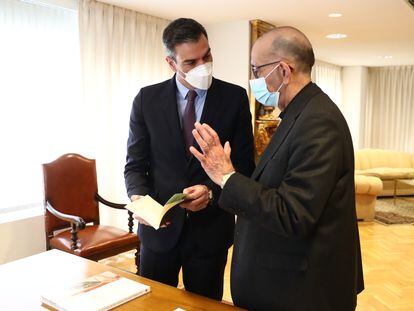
[249,63,284,107]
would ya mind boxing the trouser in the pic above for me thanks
[139,222,228,301]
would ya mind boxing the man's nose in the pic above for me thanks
[195,59,206,67]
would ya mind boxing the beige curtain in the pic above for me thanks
[78,0,171,225]
[363,66,414,153]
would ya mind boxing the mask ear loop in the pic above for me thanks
[264,63,281,80]
[264,63,284,94]
[276,81,284,92]
[276,64,290,92]
[177,69,187,80]
[172,59,188,80]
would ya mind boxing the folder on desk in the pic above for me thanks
[41,271,150,311]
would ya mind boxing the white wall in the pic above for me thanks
[0,213,45,264]
[206,20,251,92]
[341,66,369,150]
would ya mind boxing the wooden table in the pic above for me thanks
[393,178,414,205]
[0,249,241,311]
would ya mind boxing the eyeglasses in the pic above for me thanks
[251,61,281,79]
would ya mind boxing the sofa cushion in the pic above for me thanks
[359,167,414,180]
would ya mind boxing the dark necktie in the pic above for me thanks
[183,90,197,157]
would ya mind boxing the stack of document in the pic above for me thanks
[41,271,150,311]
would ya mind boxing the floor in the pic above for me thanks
[101,221,414,310]
[356,222,414,311]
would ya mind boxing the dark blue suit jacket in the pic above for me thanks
[124,76,255,255]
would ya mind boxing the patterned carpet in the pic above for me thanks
[375,197,414,224]
[99,250,137,274]
[99,251,186,290]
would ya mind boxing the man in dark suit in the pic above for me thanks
[124,18,255,300]
[190,26,364,310]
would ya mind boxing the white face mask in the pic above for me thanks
[178,62,213,90]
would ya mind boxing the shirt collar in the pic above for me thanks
[278,106,288,120]
[175,74,207,99]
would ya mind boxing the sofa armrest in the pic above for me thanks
[355,175,383,195]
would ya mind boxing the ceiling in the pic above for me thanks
[100,0,414,67]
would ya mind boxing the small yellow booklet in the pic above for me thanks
[125,193,187,230]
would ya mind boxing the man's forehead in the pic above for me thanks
[175,36,210,60]
[251,41,272,64]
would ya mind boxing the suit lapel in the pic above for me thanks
[199,78,221,125]
[162,76,188,163]
[251,82,321,180]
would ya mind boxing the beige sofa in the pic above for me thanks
[355,149,414,196]
[354,149,414,221]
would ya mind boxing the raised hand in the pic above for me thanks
[190,122,235,186]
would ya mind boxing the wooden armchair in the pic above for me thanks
[42,153,139,272]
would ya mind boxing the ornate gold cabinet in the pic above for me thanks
[249,20,280,160]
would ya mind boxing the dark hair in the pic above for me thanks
[162,18,208,59]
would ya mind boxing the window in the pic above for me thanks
[0,0,81,209]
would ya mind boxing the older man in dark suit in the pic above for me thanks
[190,26,364,310]
[124,18,255,300]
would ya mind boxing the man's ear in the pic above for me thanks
[280,62,292,84]
[166,56,177,72]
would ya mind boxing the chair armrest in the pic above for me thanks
[45,201,86,230]
[95,193,126,210]
[95,194,135,233]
